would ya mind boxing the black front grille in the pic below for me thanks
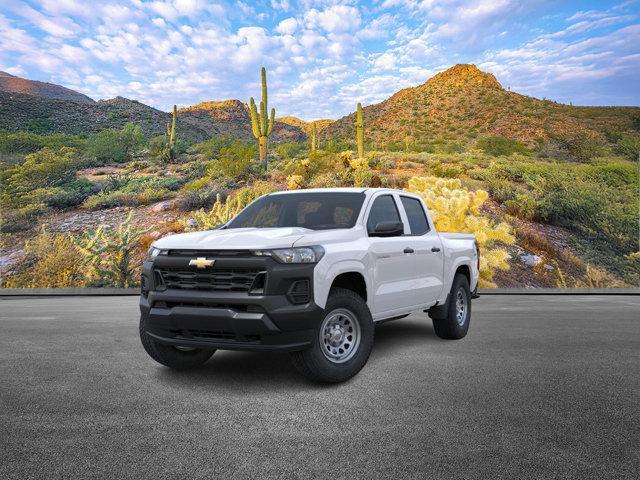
[169,329,260,343]
[156,267,264,292]
[167,249,251,257]
[170,328,237,340]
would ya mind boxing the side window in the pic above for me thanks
[400,196,430,235]
[367,195,401,233]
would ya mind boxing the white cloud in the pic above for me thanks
[276,17,298,35]
[305,5,361,33]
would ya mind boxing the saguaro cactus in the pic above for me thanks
[249,67,275,166]
[310,122,317,152]
[355,102,364,160]
[165,104,177,161]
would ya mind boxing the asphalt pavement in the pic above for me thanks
[1,295,639,479]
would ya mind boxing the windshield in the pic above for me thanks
[226,192,365,230]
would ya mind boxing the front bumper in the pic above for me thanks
[139,253,323,352]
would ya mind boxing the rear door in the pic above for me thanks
[366,193,418,317]
[398,195,444,305]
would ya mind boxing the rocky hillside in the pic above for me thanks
[277,116,334,135]
[0,74,306,143]
[321,64,640,148]
[179,100,306,142]
[0,71,94,104]
[0,91,211,141]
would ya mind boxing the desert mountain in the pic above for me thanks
[277,116,334,135]
[321,64,639,147]
[0,71,95,104]
[0,74,305,143]
[179,100,305,142]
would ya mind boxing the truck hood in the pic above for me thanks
[153,227,310,250]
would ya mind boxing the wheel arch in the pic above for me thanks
[314,260,370,309]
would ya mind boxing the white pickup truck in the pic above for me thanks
[140,188,479,383]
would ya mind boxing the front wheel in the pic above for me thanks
[431,274,471,340]
[290,288,374,383]
[139,316,215,370]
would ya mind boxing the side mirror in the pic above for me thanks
[370,221,404,237]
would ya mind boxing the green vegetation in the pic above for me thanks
[0,147,81,208]
[165,104,177,161]
[0,131,87,156]
[355,103,364,160]
[478,136,529,156]
[74,212,147,287]
[88,123,144,162]
[249,67,275,166]
[310,122,317,153]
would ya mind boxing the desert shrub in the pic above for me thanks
[287,174,305,189]
[0,203,47,232]
[615,133,640,160]
[504,194,539,220]
[0,147,80,208]
[192,136,236,158]
[405,176,515,287]
[3,228,86,288]
[432,163,463,178]
[88,123,144,163]
[0,131,87,155]
[475,158,638,254]
[214,140,256,178]
[477,136,529,156]
[174,189,223,211]
[555,132,603,162]
[276,142,306,160]
[74,211,147,287]
[148,135,167,157]
[82,187,173,210]
[306,171,344,188]
[31,182,95,209]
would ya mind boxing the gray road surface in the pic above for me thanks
[1,295,639,479]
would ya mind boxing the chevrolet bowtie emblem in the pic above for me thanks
[189,257,215,269]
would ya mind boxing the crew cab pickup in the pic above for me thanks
[140,188,479,383]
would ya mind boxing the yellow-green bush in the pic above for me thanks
[405,176,514,287]
[3,228,86,288]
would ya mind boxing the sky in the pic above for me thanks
[0,0,638,120]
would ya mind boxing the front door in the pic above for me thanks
[366,194,418,317]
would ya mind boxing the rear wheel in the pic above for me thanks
[431,274,471,340]
[139,316,215,369]
[290,288,374,383]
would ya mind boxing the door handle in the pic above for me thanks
[431,247,441,253]
[403,247,414,254]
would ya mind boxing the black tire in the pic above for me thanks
[290,288,374,383]
[432,274,471,340]
[139,316,215,370]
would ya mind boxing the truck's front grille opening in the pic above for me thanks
[155,267,265,292]
[170,329,236,340]
[169,329,261,343]
[155,301,264,313]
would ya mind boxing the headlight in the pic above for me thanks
[253,246,325,264]
[146,247,167,260]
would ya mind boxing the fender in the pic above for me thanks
[437,255,477,305]
[313,259,370,309]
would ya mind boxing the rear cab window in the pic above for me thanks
[400,196,430,235]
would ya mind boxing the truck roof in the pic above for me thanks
[268,187,405,195]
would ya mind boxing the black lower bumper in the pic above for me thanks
[140,289,323,352]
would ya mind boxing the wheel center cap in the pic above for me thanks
[329,326,343,344]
